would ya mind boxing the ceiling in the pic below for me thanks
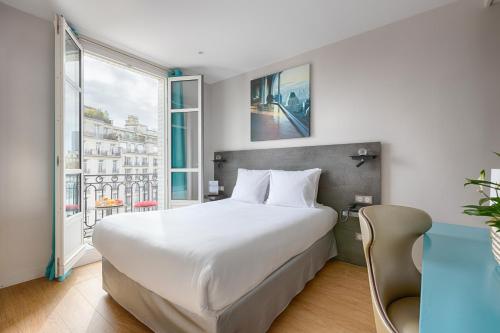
[1,0,457,83]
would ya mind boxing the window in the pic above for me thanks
[54,15,171,278]
[82,50,166,218]
[53,15,86,278]
[97,160,105,173]
[98,160,105,173]
[168,75,203,206]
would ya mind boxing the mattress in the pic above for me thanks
[102,231,336,333]
[92,199,337,317]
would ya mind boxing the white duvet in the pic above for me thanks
[92,199,337,317]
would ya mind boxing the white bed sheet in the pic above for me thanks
[92,199,337,317]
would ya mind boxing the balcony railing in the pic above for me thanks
[124,148,146,154]
[103,133,119,140]
[85,149,121,157]
[84,132,119,141]
[83,173,159,240]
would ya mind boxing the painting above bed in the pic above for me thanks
[250,64,310,141]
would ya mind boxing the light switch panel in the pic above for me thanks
[355,195,373,204]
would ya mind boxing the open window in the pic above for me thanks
[53,15,85,277]
[167,76,204,208]
[52,16,203,279]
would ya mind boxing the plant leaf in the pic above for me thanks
[464,179,500,189]
[479,197,493,205]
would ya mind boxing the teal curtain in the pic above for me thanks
[169,69,188,199]
[45,159,70,282]
[45,166,56,280]
[45,113,70,282]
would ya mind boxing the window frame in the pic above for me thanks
[80,40,168,208]
[167,75,204,208]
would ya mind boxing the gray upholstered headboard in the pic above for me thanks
[213,142,381,266]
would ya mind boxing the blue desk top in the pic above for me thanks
[420,223,500,332]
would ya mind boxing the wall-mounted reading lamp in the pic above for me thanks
[350,148,377,167]
[212,154,226,168]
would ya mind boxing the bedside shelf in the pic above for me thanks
[212,159,226,168]
[341,210,359,218]
[349,154,377,167]
[204,193,227,202]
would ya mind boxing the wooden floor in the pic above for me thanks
[0,260,375,333]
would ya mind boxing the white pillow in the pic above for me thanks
[231,169,270,204]
[266,169,322,208]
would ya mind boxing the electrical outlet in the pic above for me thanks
[355,195,373,204]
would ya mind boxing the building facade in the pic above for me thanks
[82,107,162,239]
[83,107,159,177]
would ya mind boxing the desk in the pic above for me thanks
[420,223,500,332]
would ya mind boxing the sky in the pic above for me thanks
[84,54,160,131]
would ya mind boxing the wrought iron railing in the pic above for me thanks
[84,149,122,157]
[83,132,119,141]
[83,173,159,239]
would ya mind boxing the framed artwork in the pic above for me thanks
[250,64,310,141]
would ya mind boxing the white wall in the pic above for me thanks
[0,3,54,287]
[0,0,498,288]
[206,0,500,226]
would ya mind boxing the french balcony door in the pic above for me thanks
[167,76,203,208]
[53,16,203,277]
[54,15,85,277]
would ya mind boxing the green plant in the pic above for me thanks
[463,152,500,230]
[84,106,112,124]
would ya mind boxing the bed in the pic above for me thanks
[93,199,338,333]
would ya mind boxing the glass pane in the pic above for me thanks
[82,53,165,222]
[64,81,80,169]
[171,112,198,168]
[65,174,81,217]
[65,33,80,85]
[171,80,198,109]
[171,172,199,200]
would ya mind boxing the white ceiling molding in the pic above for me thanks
[80,34,169,78]
[1,0,459,83]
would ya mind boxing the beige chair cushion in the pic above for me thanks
[387,296,420,333]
